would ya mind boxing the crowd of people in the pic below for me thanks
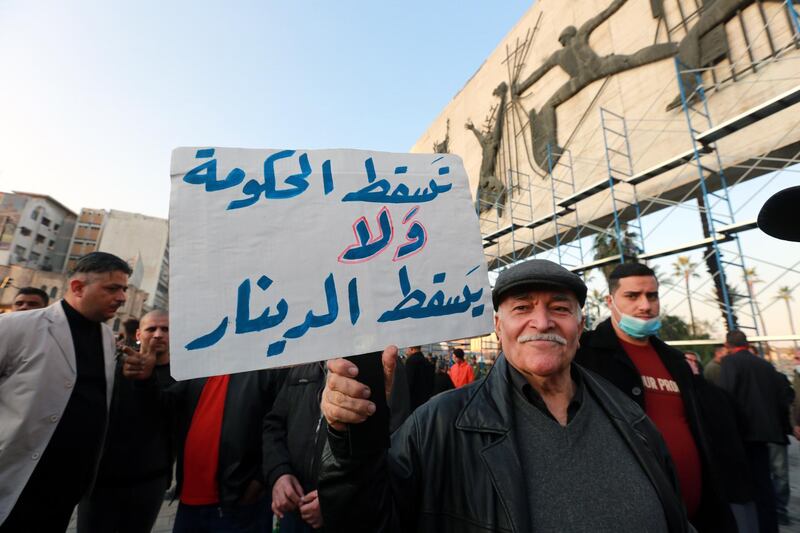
[0,185,798,532]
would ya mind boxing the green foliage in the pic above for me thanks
[592,225,640,282]
[659,314,714,364]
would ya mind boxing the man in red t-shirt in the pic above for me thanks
[125,340,285,533]
[575,262,740,533]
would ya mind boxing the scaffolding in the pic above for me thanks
[474,0,800,353]
[599,107,646,259]
[673,56,761,335]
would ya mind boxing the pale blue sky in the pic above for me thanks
[0,0,531,217]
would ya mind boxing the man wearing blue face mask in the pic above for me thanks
[575,263,737,533]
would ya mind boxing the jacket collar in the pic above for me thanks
[455,354,532,532]
[584,318,649,374]
[583,317,625,349]
[44,301,116,405]
[45,301,77,373]
[455,353,514,434]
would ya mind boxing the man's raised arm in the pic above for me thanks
[318,346,420,532]
[580,0,628,35]
[513,55,557,97]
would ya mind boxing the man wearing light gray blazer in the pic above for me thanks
[0,252,132,532]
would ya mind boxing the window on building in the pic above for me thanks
[41,217,51,227]
[49,287,58,299]
[113,318,121,332]
[54,223,60,231]
[14,245,26,258]
[48,239,55,248]
[19,227,31,236]
[35,234,46,244]
[30,209,38,221]
[29,251,41,262]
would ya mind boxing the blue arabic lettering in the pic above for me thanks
[283,274,339,339]
[235,275,289,334]
[267,273,353,357]
[377,266,484,322]
[338,206,394,263]
[341,157,452,203]
[183,148,246,192]
[185,316,229,351]
[348,277,360,325]
[393,206,427,261]
[322,159,334,195]
[228,150,313,210]
[186,273,289,350]
[184,271,358,356]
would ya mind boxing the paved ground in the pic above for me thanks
[66,442,800,532]
[67,493,178,533]
[781,442,800,533]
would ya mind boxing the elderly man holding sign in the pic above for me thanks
[318,259,691,533]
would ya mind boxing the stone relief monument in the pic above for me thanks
[465,82,508,214]
[513,0,677,169]
[432,119,450,154]
[666,0,790,110]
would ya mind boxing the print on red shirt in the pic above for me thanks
[620,340,703,519]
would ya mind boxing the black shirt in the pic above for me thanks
[21,301,108,501]
[95,360,172,486]
[507,362,583,424]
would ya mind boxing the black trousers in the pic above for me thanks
[77,474,169,533]
[1,478,83,533]
[745,442,778,533]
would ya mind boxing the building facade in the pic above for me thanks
[66,208,169,309]
[0,192,77,272]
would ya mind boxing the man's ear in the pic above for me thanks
[69,277,85,297]
[604,294,613,309]
[494,310,502,337]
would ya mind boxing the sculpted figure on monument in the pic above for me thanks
[666,0,790,110]
[512,0,677,169]
[465,82,508,214]
[433,119,450,154]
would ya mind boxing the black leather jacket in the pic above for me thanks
[318,355,689,533]
[156,365,285,508]
[263,360,411,495]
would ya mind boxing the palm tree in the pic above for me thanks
[743,267,768,336]
[584,288,606,330]
[695,191,739,329]
[592,224,640,283]
[673,256,700,337]
[775,286,798,351]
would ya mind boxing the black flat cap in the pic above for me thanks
[758,186,800,242]
[492,259,587,310]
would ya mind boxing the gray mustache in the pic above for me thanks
[517,333,567,345]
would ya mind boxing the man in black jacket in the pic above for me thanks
[719,329,794,531]
[263,359,410,532]
[317,259,689,532]
[575,262,737,533]
[403,346,434,412]
[78,310,172,533]
[124,343,285,533]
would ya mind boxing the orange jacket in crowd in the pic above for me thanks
[448,360,475,388]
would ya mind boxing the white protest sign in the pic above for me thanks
[169,148,493,380]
